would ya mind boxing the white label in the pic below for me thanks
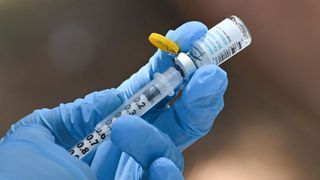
[191,18,250,67]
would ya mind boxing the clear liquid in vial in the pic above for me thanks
[190,15,252,67]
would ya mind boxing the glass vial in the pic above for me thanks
[174,15,252,80]
[190,15,252,68]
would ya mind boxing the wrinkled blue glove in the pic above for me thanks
[0,21,228,180]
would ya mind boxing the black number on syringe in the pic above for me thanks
[95,128,106,140]
[76,141,90,155]
[86,134,99,146]
[134,97,146,110]
[69,149,75,155]
[124,104,137,115]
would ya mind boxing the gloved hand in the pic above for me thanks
[0,21,228,180]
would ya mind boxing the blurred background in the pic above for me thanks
[0,0,319,179]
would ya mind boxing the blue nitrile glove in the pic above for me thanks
[0,21,228,180]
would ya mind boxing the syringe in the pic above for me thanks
[68,67,183,158]
[69,15,252,159]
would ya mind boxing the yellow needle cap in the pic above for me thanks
[148,33,179,55]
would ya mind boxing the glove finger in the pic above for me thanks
[2,88,125,149]
[90,141,121,180]
[149,157,184,180]
[110,115,184,172]
[152,65,228,150]
[0,125,95,180]
[117,21,208,100]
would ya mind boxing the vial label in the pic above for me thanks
[190,16,251,67]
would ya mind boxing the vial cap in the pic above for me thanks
[148,33,179,55]
[175,52,197,80]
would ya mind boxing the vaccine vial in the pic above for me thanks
[175,15,252,79]
[69,16,251,159]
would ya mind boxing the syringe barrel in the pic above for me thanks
[68,67,183,159]
[69,16,252,159]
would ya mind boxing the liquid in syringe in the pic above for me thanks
[69,15,252,159]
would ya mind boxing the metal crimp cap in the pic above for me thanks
[174,52,197,80]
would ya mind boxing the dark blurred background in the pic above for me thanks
[0,0,319,179]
